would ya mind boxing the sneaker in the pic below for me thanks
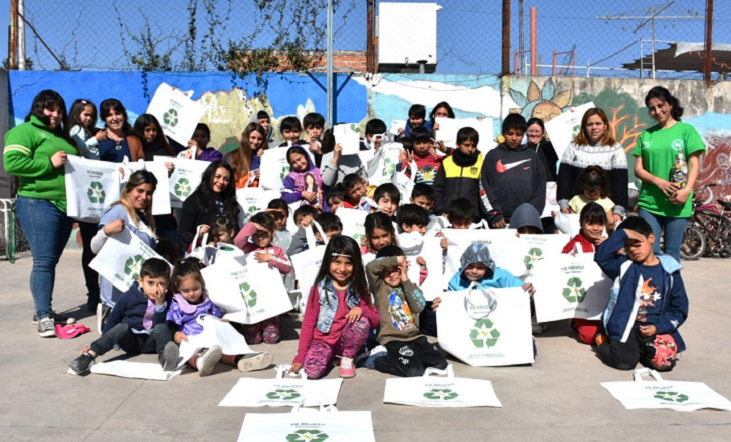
[160,341,180,372]
[32,311,75,326]
[96,303,112,335]
[37,317,57,338]
[339,357,356,378]
[197,346,222,377]
[236,352,274,372]
[356,345,387,369]
[531,316,548,335]
[68,352,95,374]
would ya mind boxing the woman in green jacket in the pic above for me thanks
[4,90,80,337]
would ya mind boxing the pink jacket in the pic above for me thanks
[234,223,292,275]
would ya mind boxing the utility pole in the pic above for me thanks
[366,0,377,74]
[530,7,537,77]
[8,0,18,69]
[326,0,334,128]
[704,0,714,87]
[18,0,25,70]
[502,0,510,76]
[518,0,524,75]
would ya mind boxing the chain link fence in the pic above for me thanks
[14,0,731,79]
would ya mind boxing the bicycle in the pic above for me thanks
[680,184,714,260]
[686,184,731,259]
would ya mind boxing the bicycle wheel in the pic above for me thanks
[680,224,705,260]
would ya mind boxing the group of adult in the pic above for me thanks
[4,85,704,337]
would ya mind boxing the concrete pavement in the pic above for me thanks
[1,250,730,441]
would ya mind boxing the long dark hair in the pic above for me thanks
[312,235,372,306]
[100,98,133,135]
[26,90,75,147]
[68,99,99,139]
[429,101,455,126]
[132,113,174,156]
[575,165,611,199]
[645,86,684,121]
[192,161,240,222]
[365,212,397,252]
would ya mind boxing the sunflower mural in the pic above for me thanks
[509,78,572,123]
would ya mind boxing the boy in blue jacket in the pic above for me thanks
[68,258,178,374]
[594,217,688,371]
[424,243,534,337]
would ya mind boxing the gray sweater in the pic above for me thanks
[320,151,368,187]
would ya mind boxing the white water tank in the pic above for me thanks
[378,2,441,72]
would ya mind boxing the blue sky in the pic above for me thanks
[1,0,727,77]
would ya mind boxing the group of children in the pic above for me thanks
[66,101,689,380]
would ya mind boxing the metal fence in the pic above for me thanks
[9,0,730,79]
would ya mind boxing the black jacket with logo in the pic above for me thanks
[433,151,483,219]
[479,144,546,225]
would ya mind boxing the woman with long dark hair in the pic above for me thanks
[633,86,706,261]
[97,99,144,163]
[178,161,240,248]
[4,89,80,337]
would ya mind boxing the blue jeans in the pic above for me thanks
[638,209,688,263]
[14,197,74,319]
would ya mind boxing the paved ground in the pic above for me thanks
[1,250,731,441]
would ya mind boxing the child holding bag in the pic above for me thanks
[233,212,293,344]
[289,236,379,379]
[281,146,323,209]
[168,259,273,376]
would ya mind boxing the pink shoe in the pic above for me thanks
[339,357,356,378]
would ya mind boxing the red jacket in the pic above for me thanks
[561,233,596,254]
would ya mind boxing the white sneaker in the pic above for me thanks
[197,346,222,377]
[237,352,273,372]
[37,317,56,338]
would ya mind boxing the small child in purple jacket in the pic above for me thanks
[167,259,272,376]
[281,145,323,211]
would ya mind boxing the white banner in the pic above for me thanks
[437,286,534,367]
[545,101,595,161]
[532,254,612,323]
[219,366,342,407]
[384,365,502,408]
[146,82,205,146]
[203,255,292,324]
[333,123,361,156]
[259,147,291,191]
[238,408,375,442]
[64,156,122,222]
[89,227,170,292]
[601,368,731,412]
[155,156,209,209]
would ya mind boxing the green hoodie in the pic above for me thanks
[4,115,79,213]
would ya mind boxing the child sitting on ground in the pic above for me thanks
[288,212,343,256]
[68,258,178,374]
[569,165,616,231]
[593,216,688,371]
[234,212,293,344]
[281,146,323,209]
[167,258,273,376]
[365,246,447,376]
[289,236,380,379]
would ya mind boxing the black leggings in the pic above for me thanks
[78,221,100,296]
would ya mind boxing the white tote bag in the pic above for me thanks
[145,82,205,146]
[89,227,170,292]
[177,314,257,369]
[290,222,328,314]
[442,228,522,287]
[203,255,292,324]
[366,142,403,186]
[238,407,375,442]
[518,233,571,279]
[219,366,343,408]
[437,285,534,367]
[333,123,361,156]
[384,364,502,408]
[601,368,731,412]
[544,101,595,160]
[155,156,209,209]
[398,233,445,302]
[555,212,581,236]
[532,254,612,323]
[86,361,181,381]
[125,159,172,216]
[64,156,122,222]
[391,160,417,206]
[259,147,291,191]
[338,208,368,244]
[235,187,281,225]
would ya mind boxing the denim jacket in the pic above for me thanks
[315,277,361,333]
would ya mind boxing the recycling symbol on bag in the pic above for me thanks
[124,254,145,280]
[280,165,291,181]
[523,247,543,270]
[382,157,396,177]
[349,123,361,133]
[265,389,301,400]
[469,318,500,349]
[87,181,106,204]
[352,233,364,243]
[246,205,258,217]
[423,389,459,401]
[562,277,587,303]
[572,124,581,137]
[174,178,192,197]
[163,108,179,127]
[286,430,329,442]
[239,281,257,307]
[654,391,689,403]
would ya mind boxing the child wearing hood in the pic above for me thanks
[281,146,323,210]
[425,243,535,337]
